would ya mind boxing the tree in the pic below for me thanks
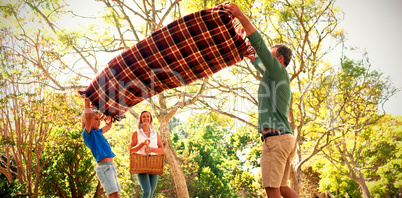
[0,1,214,196]
[0,74,80,197]
[313,159,362,197]
[365,116,402,197]
[170,113,233,197]
[312,115,402,197]
[315,54,397,197]
[38,127,102,198]
[169,112,262,197]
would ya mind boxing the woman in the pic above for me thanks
[130,111,164,198]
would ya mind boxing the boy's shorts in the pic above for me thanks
[260,133,296,188]
[96,161,121,195]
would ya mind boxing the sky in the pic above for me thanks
[61,0,402,116]
[334,0,402,116]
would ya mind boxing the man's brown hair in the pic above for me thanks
[272,44,293,67]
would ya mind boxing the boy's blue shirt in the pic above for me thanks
[82,128,116,162]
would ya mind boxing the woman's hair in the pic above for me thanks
[138,110,153,129]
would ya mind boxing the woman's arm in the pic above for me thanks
[130,131,149,154]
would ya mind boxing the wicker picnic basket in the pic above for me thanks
[130,142,166,175]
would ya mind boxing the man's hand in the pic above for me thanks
[223,2,244,19]
[247,55,256,62]
[223,3,257,36]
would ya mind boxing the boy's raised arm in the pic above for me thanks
[102,116,113,134]
[84,98,93,134]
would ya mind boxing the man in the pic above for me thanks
[223,3,299,198]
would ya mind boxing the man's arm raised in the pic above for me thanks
[223,3,256,36]
[224,3,269,73]
[224,3,284,75]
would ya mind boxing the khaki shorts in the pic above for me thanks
[260,133,296,188]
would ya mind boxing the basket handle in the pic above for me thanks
[144,139,151,155]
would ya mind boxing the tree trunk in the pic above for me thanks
[290,140,302,194]
[356,178,371,198]
[69,165,78,198]
[93,181,103,198]
[289,165,301,193]
[159,120,189,198]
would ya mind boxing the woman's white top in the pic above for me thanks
[136,128,158,155]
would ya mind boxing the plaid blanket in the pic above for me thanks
[78,4,253,121]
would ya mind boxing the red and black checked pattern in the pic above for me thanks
[78,5,253,121]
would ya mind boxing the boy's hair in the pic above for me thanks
[81,109,98,130]
[138,110,153,130]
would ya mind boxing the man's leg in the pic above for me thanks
[280,186,299,198]
[261,134,288,198]
[265,187,281,198]
[278,135,299,198]
[265,186,299,198]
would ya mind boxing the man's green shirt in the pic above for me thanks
[248,31,292,133]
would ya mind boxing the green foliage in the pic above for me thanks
[364,116,402,197]
[168,113,262,197]
[180,0,253,14]
[192,167,226,197]
[313,159,362,197]
[226,166,260,197]
[155,156,199,198]
[0,180,32,198]
[171,113,232,196]
[1,0,400,197]
[295,50,397,196]
[309,115,402,197]
[38,127,96,197]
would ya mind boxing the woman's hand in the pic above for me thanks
[143,139,150,145]
[143,139,151,154]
